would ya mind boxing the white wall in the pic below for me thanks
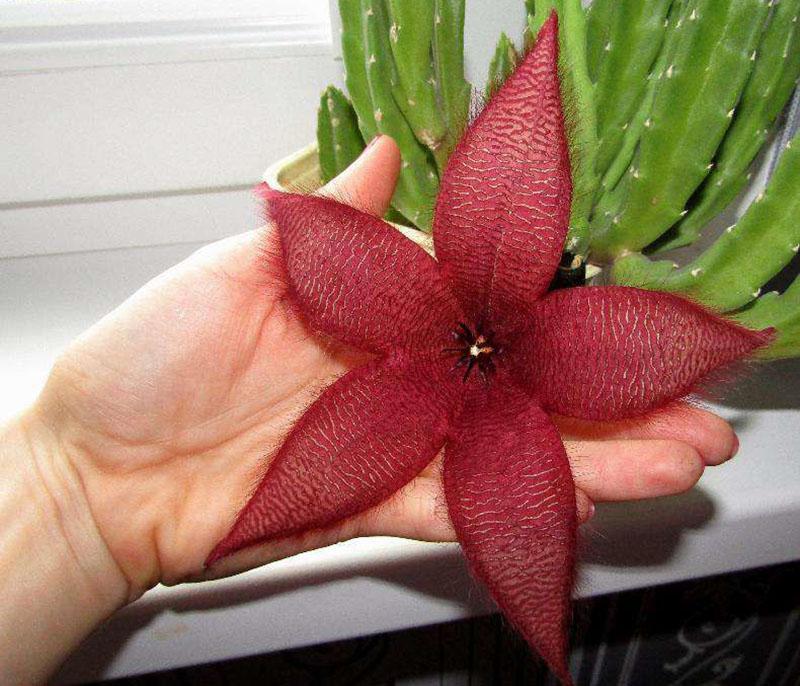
[0,2,338,258]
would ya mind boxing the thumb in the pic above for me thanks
[318,135,401,217]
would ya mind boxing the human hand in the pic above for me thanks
[27,136,739,603]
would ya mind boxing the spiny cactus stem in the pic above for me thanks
[591,0,770,260]
[585,0,616,84]
[361,0,439,231]
[339,0,378,142]
[386,0,449,173]
[593,0,673,181]
[433,0,471,163]
[612,135,800,313]
[594,0,686,201]
[663,0,800,251]
[317,86,366,184]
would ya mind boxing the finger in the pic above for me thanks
[565,438,704,502]
[200,459,599,582]
[553,402,738,466]
[575,489,595,524]
[362,475,596,543]
[318,135,402,217]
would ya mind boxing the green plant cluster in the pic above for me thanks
[318,0,471,230]
[315,0,800,358]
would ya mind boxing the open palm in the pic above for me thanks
[35,138,738,599]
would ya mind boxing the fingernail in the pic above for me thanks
[731,434,740,458]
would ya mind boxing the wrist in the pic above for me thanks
[0,408,128,683]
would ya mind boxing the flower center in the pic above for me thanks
[442,323,500,382]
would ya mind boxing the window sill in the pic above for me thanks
[1,0,331,73]
[2,241,799,684]
[1,17,331,74]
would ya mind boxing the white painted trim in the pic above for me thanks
[0,52,340,202]
[1,14,332,74]
[0,0,326,25]
[0,0,331,73]
[0,187,257,259]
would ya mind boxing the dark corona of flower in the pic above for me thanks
[442,323,500,382]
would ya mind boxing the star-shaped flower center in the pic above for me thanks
[443,322,500,382]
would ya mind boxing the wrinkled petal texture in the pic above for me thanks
[262,185,460,354]
[444,379,576,685]
[522,286,774,421]
[432,13,571,331]
[207,356,457,565]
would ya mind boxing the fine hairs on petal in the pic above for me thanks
[684,345,775,406]
[524,286,774,422]
[638,293,776,405]
[260,171,386,228]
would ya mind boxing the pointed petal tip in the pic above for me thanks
[547,660,573,686]
[540,8,559,36]
[521,606,573,685]
[730,321,776,358]
[255,180,282,205]
[756,325,777,347]
[204,543,229,569]
[445,389,576,685]
[526,9,559,57]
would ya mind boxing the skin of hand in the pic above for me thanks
[0,136,739,683]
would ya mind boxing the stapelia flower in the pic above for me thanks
[208,14,772,684]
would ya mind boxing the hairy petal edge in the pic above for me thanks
[519,286,774,421]
[208,354,457,565]
[444,379,576,684]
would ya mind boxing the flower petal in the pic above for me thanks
[262,184,461,354]
[207,355,456,565]
[444,381,576,684]
[432,13,571,329]
[521,286,774,421]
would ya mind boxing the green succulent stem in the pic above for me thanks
[585,0,615,83]
[486,32,520,100]
[339,0,379,143]
[662,0,800,251]
[339,0,439,230]
[590,0,771,261]
[594,0,686,202]
[593,0,674,182]
[386,0,449,173]
[317,86,366,184]
[433,0,472,163]
[612,135,800,313]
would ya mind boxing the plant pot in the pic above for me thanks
[263,143,435,256]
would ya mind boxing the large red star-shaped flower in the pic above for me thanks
[208,15,771,683]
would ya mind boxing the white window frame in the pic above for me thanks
[1,0,332,72]
[0,0,338,258]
